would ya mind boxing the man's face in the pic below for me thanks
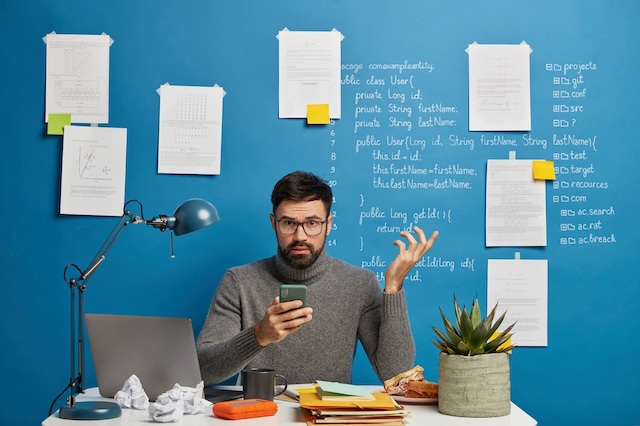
[270,199,333,269]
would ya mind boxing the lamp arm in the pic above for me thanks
[64,208,142,404]
[74,210,143,286]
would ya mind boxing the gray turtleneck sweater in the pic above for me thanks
[196,250,416,385]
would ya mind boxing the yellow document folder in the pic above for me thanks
[299,391,397,410]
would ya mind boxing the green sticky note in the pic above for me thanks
[48,113,71,135]
[532,160,556,180]
[315,380,374,399]
[306,104,330,124]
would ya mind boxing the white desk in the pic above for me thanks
[43,387,537,425]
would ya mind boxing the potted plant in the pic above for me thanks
[432,295,515,417]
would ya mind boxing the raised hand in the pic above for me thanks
[384,227,439,293]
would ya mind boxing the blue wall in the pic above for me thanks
[2,1,639,425]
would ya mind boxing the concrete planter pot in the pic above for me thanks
[438,352,511,417]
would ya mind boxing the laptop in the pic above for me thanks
[85,313,204,401]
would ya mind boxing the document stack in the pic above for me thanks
[298,381,409,425]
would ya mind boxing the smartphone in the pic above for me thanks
[279,284,308,308]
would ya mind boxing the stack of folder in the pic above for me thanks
[298,381,409,425]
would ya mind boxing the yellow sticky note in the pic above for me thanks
[48,113,71,135]
[490,331,512,354]
[307,104,330,124]
[532,160,556,180]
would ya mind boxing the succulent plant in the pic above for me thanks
[432,295,515,356]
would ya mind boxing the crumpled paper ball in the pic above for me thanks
[148,381,212,423]
[114,374,150,409]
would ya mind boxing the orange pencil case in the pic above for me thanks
[213,398,278,420]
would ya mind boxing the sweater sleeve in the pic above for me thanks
[196,270,263,384]
[357,276,416,382]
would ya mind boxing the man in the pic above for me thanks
[196,171,438,385]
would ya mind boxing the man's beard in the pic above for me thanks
[278,241,324,269]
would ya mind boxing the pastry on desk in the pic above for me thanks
[383,365,438,399]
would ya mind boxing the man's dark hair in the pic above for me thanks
[271,171,333,216]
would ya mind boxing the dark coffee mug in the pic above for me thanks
[241,368,287,401]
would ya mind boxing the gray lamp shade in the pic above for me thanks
[172,198,220,236]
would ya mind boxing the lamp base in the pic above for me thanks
[59,401,122,420]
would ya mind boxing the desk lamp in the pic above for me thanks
[56,198,219,420]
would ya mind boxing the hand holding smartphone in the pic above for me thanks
[279,284,307,308]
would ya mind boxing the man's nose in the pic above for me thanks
[294,223,308,240]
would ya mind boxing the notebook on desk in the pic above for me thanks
[85,313,203,401]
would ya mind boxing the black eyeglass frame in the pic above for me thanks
[274,217,329,236]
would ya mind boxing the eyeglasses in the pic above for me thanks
[275,218,328,236]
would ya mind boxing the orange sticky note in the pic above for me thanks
[490,332,513,354]
[307,104,330,124]
[532,160,556,180]
[48,113,71,135]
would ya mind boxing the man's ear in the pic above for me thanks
[269,213,277,232]
[326,214,333,235]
